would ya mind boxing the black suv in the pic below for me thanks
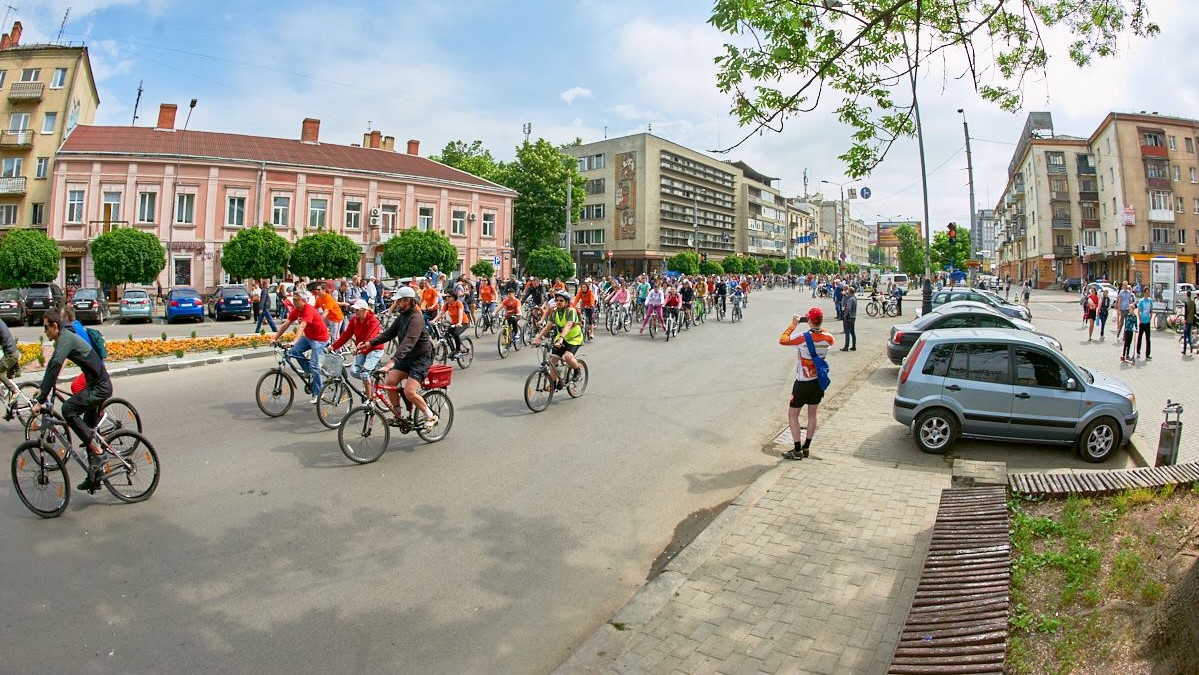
[1062,278,1083,292]
[25,282,64,325]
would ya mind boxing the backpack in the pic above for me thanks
[86,327,108,360]
[802,332,831,391]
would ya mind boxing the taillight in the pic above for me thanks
[892,330,904,344]
[899,339,926,384]
[170,300,180,307]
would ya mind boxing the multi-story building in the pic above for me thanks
[49,105,517,290]
[787,197,820,259]
[729,161,789,261]
[974,208,998,272]
[0,22,99,235]
[812,193,869,265]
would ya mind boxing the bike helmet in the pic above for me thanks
[397,286,417,300]
[554,289,572,301]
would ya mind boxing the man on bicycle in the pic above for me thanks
[715,276,728,315]
[33,309,112,492]
[500,288,524,340]
[0,319,20,406]
[436,289,471,357]
[330,299,383,398]
[680,279,696,324]
[362,286,437,429]
[574,278,598,340]
[271,290,329,405]
[532,290,584,390]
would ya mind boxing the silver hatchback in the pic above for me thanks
[892,328,1137,462]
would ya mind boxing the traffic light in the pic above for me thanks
[947,222,957,243]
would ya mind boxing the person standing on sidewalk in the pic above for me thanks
[1136,287,1153,361]
[840,289,857,351]
[1182,289,1196,355]
[1084,288,1099,341]
[1097,290,1110,340]
[1121,308,1137,363]
[1117,282,1134,346]
[779,307,835,460]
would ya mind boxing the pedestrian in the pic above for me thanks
[891,282,903,318]
[1022,280,1031,306]
[840,288,857,351]
[833,281,843,320]
[1183,290,1196,355]
[1121,307,1137,363]
[1084,288,1098,340]
[1136,286,1153,360]
[1097,290,1110,340]
[254,279,278,334]
[1117,282,1134,347]
[778,307,834,460]
[1004,275,1011,300]
[249,280,261,325]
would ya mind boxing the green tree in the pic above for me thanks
[524,247,574,281]
[711,0,1158,178]
[699,260,725,275]
[470,260,496,279]
[721,255,742,274]
[0,228,59,288]
[430,140,503,183]
[381,228,457,278]
[289,231,361,279]
[220,224,290,281]
[931,227,972,271]
[895,224,926,277]
[500,139,586,259]
[92,227,166,287]
[666,251,700,275]
[771,259,790,274]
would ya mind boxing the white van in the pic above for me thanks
[880,273,909,293]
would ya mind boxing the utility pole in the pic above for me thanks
[565,177,573,276]
[959,109,977,286]
[168,98,198,289]
[693,191,700,257]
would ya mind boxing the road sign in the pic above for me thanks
[493,256,501,267]
[965,259,981,268]
[859,187,871,199]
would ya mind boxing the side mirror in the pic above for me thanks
[1066,377,1077,391]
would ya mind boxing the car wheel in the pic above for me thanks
[1077,417,1120,463]
[914,408,959,454]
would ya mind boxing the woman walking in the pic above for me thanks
[1085,287,1099,341]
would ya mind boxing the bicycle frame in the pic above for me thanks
[31,411,138,476]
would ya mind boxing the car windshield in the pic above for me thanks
[223,289,246,297]
[75,289,98,299]
[27,286,51,295]
[174,291,199,298]
[0,290,19,300]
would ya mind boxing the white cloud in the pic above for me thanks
[559,86,593,105]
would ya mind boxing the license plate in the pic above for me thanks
[31,301,46,308]
[229,300,244,305]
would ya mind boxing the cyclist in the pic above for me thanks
[436,289,471,358]
[361,286,438,429]
[731,282,746,315]
[679,279,696,325]
[522,277,546,309]
[313,282,344,343]
[271,290,330,405]
[330,298,384,398]
[419,278,442,323]
[32,309,113,492]
[693,277,706,313]
[663,284,682,328]
[500,288,524,341]
[531,290,584,389]
[479,277,497,323]
[714,276,728,316]
[634,275,650,316]
[575,278,598,340]
[641,279,665,334]
[0,318,20,405]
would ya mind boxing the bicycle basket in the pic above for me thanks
[320,352,344,378]
[423,364,453,389]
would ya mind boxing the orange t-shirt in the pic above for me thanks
[421,286,441,311]
[575,287,596,308]
[501,296,521,316]
[445,299,470,325]
[316,293,343,322]
[480,284,496,302]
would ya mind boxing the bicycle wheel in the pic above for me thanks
[316,379,355,430]
[255,369,295,417]
[456,337,475,369]
[11,440,70,518]
[10,383,41,428]
[866,302,879,317]
[101,430,160,503]
[474,319,484,339]
[338,405,390,464]
[567,360,589,398]
[621,309,631,333]
[433,342,449,365]
[98,397,142,437]
[416,390,454,443]
[665,317,673,342]
[498,325,512,358]
[523,369,553,412]
[648,315,657,339]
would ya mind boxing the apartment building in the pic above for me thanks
[787,197,820,259]
[974,208,998,272]
[50,106,517,290]
[729,160,789,261]
[0,22,99,237]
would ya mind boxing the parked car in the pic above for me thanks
[205,285,252,320]
[165,287,205,323]
[926,288,1032,322]
[119,288,155,323]
[887,305,1061,365]
[0,288,26,326]
[1062,277,1083,292]
[24,282,65,325]
[1175,283,1195,307]
[892,328,1137,462]
[1083,282,1119,306]
[71,287,109,324]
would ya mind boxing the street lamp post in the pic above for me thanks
[821,179,860,273]
[958,108,977,286]
[168,98,197,289]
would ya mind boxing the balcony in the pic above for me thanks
[0,176,26,195]
[1081,219,1100,229]
[1141,144,1169,159]
[1078,191,1099,202]
[1148,208,1175,223]
[1051,218,1073,230]
[1047,163,1067,175]
[1076,158,1096,175]
[1051,191,1071,202]
[1053,245,1074,258]
[7,81,44,102]
[1149,242,1177,255]
[1146,177,1172,190]
[1013,181,1025,194]
[0,130,32,148]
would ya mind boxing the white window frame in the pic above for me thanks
[175,192,195,225]
[1191,167,1197,184]
[0,204,17,225]
[137,191,157,224]
[1,157,21,177]
[418,205,434,231]
[41,112,56,135]
[1168,135,1178,150]
[66,189,84,223]
[102,191,122,222]
[1179,197,1186,214]
[19,68,39,82]
[451,209,466,236]
[34,156,48,179]
[1174,165,1181,182]
[50,67,67,89]
[8,112,28,132]
[344,200,362,230]
[226,195,246,227]
[381,204,398,234]
[1150,190,1172,211]
[308,197,328,229]
[1193,198,1199,215]
[481,212,496,238]
[271,195,290,228]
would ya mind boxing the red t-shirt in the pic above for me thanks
[288,303,330,342]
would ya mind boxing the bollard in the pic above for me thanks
[1156,400,1183,467]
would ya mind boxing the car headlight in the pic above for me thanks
[1126,393,1136,413]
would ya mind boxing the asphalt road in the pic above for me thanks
[1,289,813,675]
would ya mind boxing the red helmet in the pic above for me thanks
[806,307,824,323]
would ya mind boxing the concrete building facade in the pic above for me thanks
[0,22,98,243]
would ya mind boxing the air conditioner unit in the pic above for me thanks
[1139,245,1149,253]
[370,207,380,217]
[468,213,477,221]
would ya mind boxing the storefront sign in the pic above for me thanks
[169,241,206,252]
[56,240,89,256]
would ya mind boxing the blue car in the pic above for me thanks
[166,287,205,323]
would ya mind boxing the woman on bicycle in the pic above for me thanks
[663,284,682,327]
[641,279,665,334]
[531,290,584,389]
[574,279,598,340]
[330,299,383,397]
[361,287,437,429]
[479,278,497,321]
[436,289,471,358]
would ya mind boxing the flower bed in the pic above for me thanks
[17,332,296,369]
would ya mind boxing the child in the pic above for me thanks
[1121,308,1137,362]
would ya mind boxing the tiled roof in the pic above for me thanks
[59,125,516,194]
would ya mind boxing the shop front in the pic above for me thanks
[58,240,89,296]
[168,241,206,288]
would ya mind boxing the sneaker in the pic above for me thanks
[1146,356,1153,361]
[420,414,439,430]
[781,450,804,460]
[309,394,320,404]
[77,453,104,491]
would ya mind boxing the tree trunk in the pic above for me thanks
[1140,557,1199,675]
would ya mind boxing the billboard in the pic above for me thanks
[877,220,921,248]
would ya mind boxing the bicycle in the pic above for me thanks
[607,303,631,335]
[429,321,474,370]
[336,364,455,464]
[11,407,160,518]
[731,296,744,323]
[522,340,589,413]
[715,295,727,322]
[3,381,43,429]
[474,305,501,337]
[23,384,142,441]
[497,316,525,358]
[315,356,368,430]
[664,308,680,342]
[643,306,666,339]
[255,343,322,417]
[865,296,884,317]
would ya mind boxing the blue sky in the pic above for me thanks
[20,0,1199,246]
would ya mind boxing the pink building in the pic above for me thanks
[49,105,517,290]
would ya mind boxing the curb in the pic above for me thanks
[18,349,274,388]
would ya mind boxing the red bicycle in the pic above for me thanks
[336,364,454,464]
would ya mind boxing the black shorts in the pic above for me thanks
[392,356,433,383]
[551,342,580,357]
[790,379,825,408]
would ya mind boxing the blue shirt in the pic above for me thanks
[1137,297,1153,323]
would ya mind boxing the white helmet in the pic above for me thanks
[397,286,417,300]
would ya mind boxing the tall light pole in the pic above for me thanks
[958,108,977,286]
[168,98,197,288]
[822,179,860,272]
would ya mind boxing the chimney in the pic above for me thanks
[383,136,395,151]
[369,130,382,149]
[9,21,20,46]
[362,132,371,147]
[301,118,320,144]
[156,103,178,131]
[406,139,420,156]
